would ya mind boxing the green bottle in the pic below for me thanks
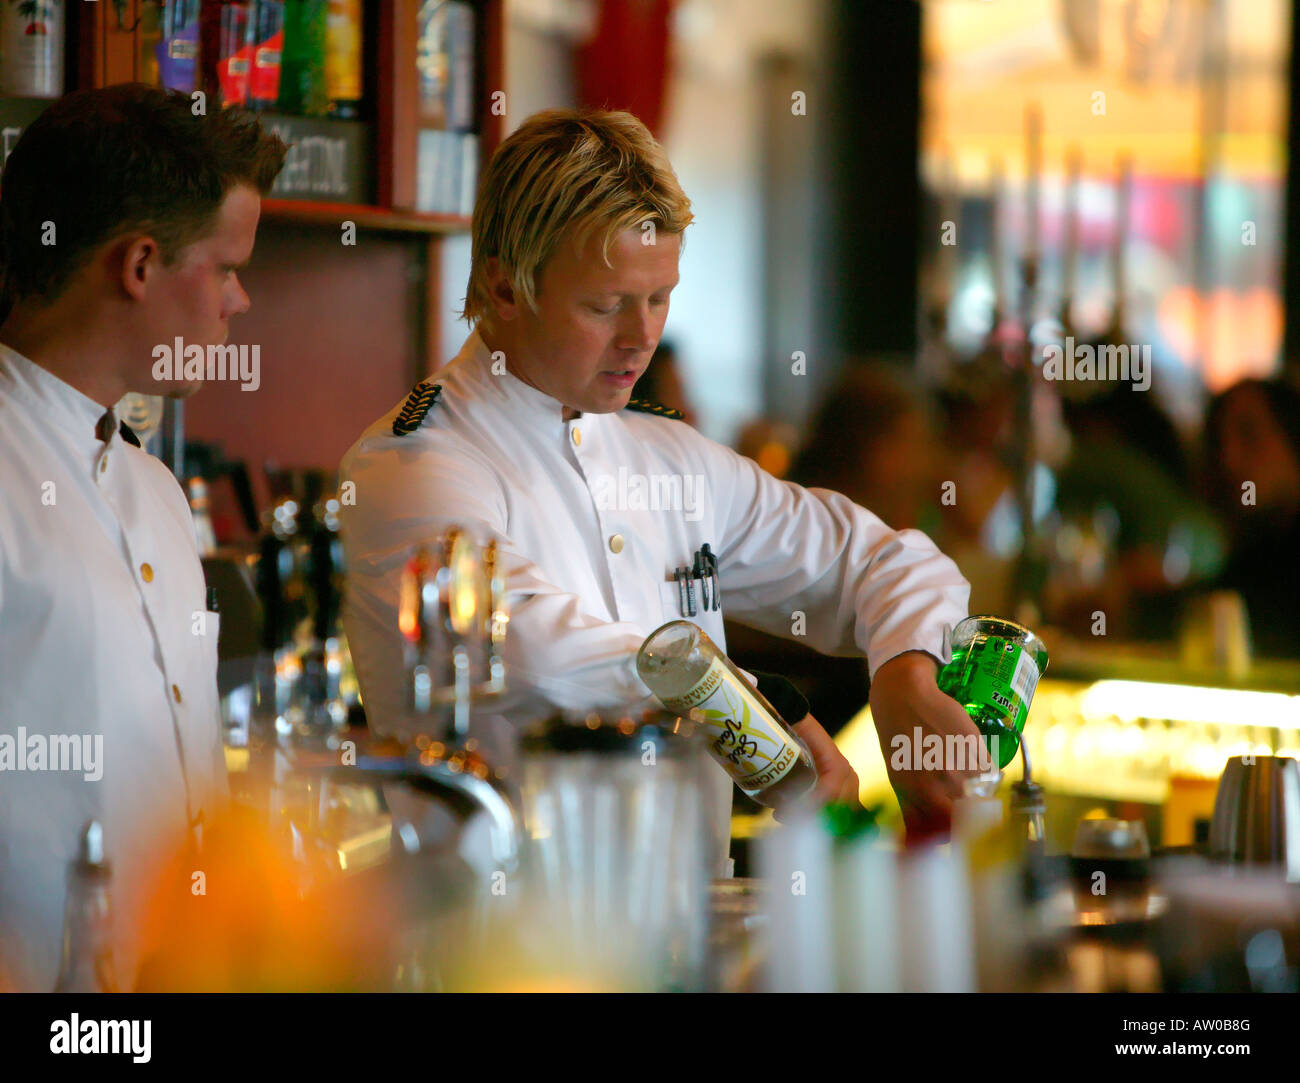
[936,615,1048,769]
[277,0,329,116]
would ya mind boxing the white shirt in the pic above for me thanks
[0,346,225,992]
[340,331,970,865]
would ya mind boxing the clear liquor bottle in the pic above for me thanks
[637,621,817,810]
[52,822,121,994]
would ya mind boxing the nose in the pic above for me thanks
[226,274,251,318]
[614,300,658,352]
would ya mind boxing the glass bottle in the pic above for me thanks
[416,0,450,129]
[277,0,329,116]
[637,620,817,810]
[0,0,64,98]
[936,615,1049,769]
[245,0,285,111]
[188,476,218,556]
[158,0,202,93]
[325,0,363,118]
[138,0,164,86]
[1009,778,1047,846]
[200,0,252,107]
[53,822,121,994]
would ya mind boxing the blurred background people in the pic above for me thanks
[1202,377,1300,657]
[1048,355,1225,641]
[726,363,940,738]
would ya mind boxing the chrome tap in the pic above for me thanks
[330,747,520,875]
[386,530,519,872]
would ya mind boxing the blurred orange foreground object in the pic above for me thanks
[135,804,395,992]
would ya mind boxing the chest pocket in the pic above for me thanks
[658,576,727,654]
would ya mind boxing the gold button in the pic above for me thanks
[172,684,182,704]
[572,427,582,446]
[609,534,624,554]
[140,562,154,582]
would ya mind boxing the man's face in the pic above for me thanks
[497,226,681,415]
[143,183,260,396]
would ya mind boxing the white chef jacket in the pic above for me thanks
[0,345,225,992]
[340,330,971,867]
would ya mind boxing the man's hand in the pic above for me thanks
[771,713,859,823]
[868,650,991,843]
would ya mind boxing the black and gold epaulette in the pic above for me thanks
[624,398,684,420]
[392,381,442,436]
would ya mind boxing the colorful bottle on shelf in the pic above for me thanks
[138,0,164,86]
[246,0,285,111]
[637,620,818,809]
[325,0,362,118]
[0,0,64,98]
[200,0,252,107]
[416,0,475,130]
[415,0,449,129]
[277,0,329,117]
[936,615,1048,769]
[158,0,202,93]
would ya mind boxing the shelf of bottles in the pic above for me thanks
[0,2,486,228]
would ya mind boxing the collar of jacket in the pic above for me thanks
[0,342,120,451]
[458,328,602,438]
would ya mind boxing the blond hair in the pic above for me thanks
[462,109,693,324]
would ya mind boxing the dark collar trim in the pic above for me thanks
[624,398,684,421]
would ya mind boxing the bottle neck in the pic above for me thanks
[55,870,120,993]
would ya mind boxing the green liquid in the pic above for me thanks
[936,636,1042,769]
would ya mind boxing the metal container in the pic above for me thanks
[1209,755,1300,880]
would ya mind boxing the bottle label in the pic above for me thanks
[157,19,199,92]
[942,636,1038,734]
[250,33,284,102]
[659,657,803,791]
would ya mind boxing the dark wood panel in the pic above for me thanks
[184,222,424,472]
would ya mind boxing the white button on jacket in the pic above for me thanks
[0,346,225,992]
[340,331,971,863]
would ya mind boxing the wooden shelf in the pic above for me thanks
[261,199,472,235]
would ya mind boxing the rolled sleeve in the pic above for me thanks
[709,443,970,678]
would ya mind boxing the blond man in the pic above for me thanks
[340,109,982,856]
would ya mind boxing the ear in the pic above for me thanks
[483,255,522,322]
[116,234,162,302]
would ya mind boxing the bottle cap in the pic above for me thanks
[76,820,111,876]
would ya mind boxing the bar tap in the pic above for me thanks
[398,529,506,730]
[376,528,520,873]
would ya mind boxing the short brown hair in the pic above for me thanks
[463,109,693,324]
[0,83,287,308]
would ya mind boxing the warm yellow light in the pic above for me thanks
[1078,680,1300,730]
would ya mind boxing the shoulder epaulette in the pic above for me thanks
[624,398,684,421]
[392,381,442,436]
